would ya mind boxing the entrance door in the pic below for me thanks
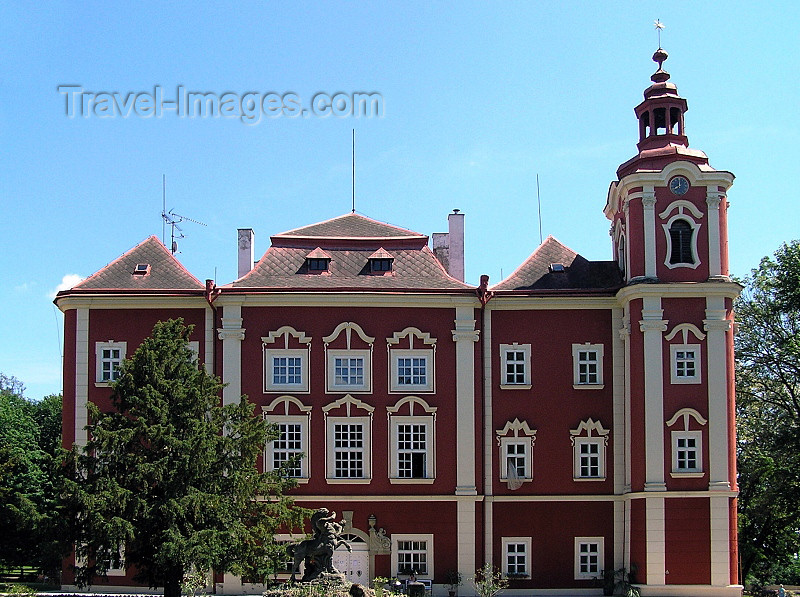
[333,535,368,584]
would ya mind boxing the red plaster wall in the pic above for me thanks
[492,501,614,589]
[62,309,77,448]
[654,186,710,283]
[629,499,647,583]
[294,499,459,583]
[627,193,645,279]
[490,308,615,495]
[665,497,711,585]
[87,308,208,412]
[241,305,471,497]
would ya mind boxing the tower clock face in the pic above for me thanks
[669,176,690,195]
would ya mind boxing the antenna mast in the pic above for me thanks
[536,173,543,245]
[351,129,356,213]
[161,207,207,255]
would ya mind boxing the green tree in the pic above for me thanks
[66,319,305,597]
[0,377,66,578]
[736,240,800,587]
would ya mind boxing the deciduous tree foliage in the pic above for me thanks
[66,319,305,597]
[736,241,800,586]
[0,374,65,577]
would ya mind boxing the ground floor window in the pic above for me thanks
[391,534,433,578]
[574,537,604,580]
[502,537,531,578]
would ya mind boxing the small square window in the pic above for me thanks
[572,344,604,389]
[392,534,433,578]
[500,344,531,389]
[371,258,393,272]
[672,431,702,473]
[670,344,701,384]
[326,349,372,393]
[390,349,434,393]
[307,258,329,271]
[502,537,531,578]
[264,349,309,393]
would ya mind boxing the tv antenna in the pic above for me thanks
[161,175,206,254]
[351,129,356,213]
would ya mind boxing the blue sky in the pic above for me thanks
[2,1,797,400]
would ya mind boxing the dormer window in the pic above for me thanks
[305,247,331,273]
[133,264,150,276]
[307,258,329,271]
[368,248,394,273]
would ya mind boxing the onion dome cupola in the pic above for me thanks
[616,47,710,178]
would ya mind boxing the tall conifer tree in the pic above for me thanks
[67,319,305,597]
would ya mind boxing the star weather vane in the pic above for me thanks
[654,19,665,48]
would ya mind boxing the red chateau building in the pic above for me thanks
[57,49,741,596]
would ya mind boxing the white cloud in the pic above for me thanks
[49,273,84,299]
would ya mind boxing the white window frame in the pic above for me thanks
[95,341,126,386]
[391,534,434,578]
[262,326,312,394]
[390,349,434,393]
[500,343,531,389]
[670,343,701,384]
[264,416,309,482]
[265,349,310,393]
[672,430,703,474]
[389,415,435,483]
[326,415,372,483]
[572,343,604,389]
[326,349,372,393]
[660,200,703,270]
[499,438,532,483]
[572,437,607,481]
[262,396,312,483]
[502,537,531,578]
[574,537,604,580]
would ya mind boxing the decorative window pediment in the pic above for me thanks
[324,323,374,393]
[496,418,537,488]
[388,328,436,393]
[263,326,312,393]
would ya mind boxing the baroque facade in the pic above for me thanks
[57,48,741,596]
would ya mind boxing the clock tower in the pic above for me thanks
[605,48,742,593]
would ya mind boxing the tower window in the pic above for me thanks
[670,107,682,134]
[654,107,667,134]
[669,219,694,265]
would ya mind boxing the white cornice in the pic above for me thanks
[616,281,741,304]
[486,296,619,310]
[604,160,735,219]
[56,295,209,311]
[213,293,479,309]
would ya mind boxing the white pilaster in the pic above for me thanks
[710,496,732,586]
[452,306,479,496]
[204,306,214,374]
[704,297,732,490]
[457,499,477,596]
[75,308,90,447]
[482,307,494,565]
[646,497,666,586]
[642,187,657,278]
[218,304,245,406]
[706,190,723,278]
[640,297,667,491]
